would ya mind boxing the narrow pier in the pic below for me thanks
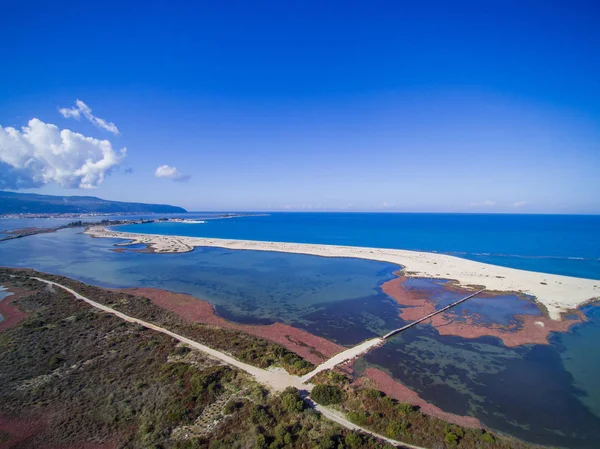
[383,288,486,340]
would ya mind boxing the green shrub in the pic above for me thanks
[363,389,383,399]
[386,421,408,439]
[280,387,305,413]
[481,432,495,443]
[397,402,414,415]
[344,431,363,448]
[311,385,342,406]
[445,431,458,446]
[254,434,268,449]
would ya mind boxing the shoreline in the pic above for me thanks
[86,226,600,320]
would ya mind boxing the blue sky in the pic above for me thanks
[1,1,599,213]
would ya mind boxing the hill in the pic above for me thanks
[0,191,187,214]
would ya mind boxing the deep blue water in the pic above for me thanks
[117,213,600,279]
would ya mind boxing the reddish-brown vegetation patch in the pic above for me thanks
[0,415,45,449]
[382,275,584,347]
[124,288,344,364]
[357,368,482,429]
[430,310,583,347]
[0,288,29,332]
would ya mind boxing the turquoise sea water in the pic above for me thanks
[116,213,600,279]
[1,217,600,447]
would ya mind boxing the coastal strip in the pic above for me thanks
[86,226,600,320]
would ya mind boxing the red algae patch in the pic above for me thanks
[124,288,344,364]
[0,415,45,449]
[382,275,584,347]
[356,368,482,429]
[0,289,28,332]
[430,310,583,347]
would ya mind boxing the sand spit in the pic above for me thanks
[87,227,600,320]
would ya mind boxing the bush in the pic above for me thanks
[344,431,363,448]
[445,432,458,446]
[280,387,305,413]
[386,421,408,439]
[481,432,495,443]
[397,402,414,415]
[363,389,383,399]
[311,385,342,406]
[254,434,268,449]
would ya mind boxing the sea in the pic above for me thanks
[0,212,599,448]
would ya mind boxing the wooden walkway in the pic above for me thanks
[383,288,486,340]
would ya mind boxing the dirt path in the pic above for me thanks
[32,277,425,448]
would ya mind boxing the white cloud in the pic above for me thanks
[470,200,496,208]
[0,118,125,189]
[155,164,190,182]
[59,99,120,135]
[512,201,528,207]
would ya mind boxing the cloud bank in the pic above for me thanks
[59,99,120,135]
[0,118,126,190]
[155,164,190,182]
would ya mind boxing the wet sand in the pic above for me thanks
[382,275,584,346]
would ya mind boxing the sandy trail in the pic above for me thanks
[86,227,600,320]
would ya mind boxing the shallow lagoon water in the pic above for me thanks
[1,226,600,448]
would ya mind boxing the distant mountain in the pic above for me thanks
[0,191,187,214]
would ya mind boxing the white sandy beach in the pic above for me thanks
[86,226,600,320]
